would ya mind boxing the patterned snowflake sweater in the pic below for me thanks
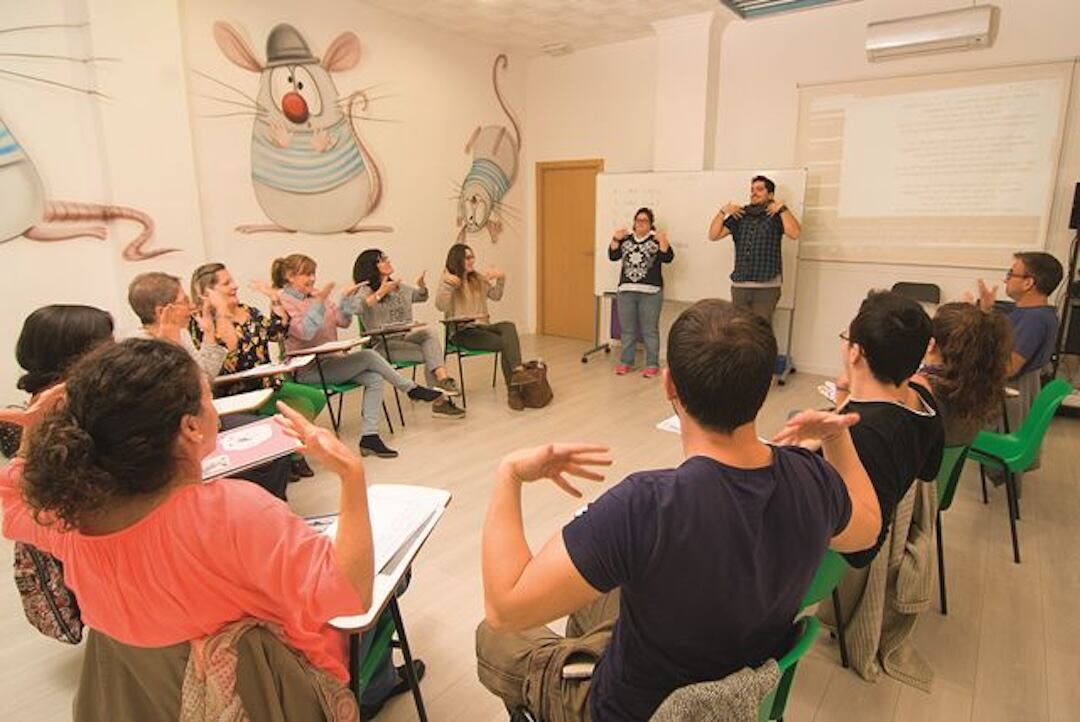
[609,231,674,293]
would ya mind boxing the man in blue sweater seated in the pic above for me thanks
[475,299,882,722]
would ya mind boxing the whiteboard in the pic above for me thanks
[594,169,807,310]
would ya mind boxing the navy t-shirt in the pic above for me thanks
[1008,305,1058,377]
[561,448,852,722]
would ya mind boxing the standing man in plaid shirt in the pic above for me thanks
[708,175,802,324]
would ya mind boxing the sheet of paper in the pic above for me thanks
[656,414,680,434]
[212,388,274,416]
[213,355,315,385]
[317,490,442,573]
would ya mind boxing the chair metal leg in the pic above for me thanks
[832,588,849,669]
[979,465,988,504]
[936,510,948,615]
[492,352,499,388]
[383,401,394,435]
[457,353,467,408]
[1004,469,1021,563]
[393,388,405,427]
[348,631,362,699]
[389,598,428,722]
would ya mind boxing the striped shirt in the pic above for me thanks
[0,119,28,168]
[462,158,511,201]
[251,117,363,194]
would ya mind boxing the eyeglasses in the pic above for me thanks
[464,254,476,260]
[1004,269,1032,280]
[838,330,851,343]
[634,217,650,224]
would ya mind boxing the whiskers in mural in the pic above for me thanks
[456,54,521,243]
[0,22,171,261]
[209,21,392,235]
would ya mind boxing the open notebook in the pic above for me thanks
[307,485,450,574]
[201,417,301,480]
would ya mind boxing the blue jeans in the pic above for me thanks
[617,290,663,367]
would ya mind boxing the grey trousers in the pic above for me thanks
[376,328,446,387]
[731,286,781,324]
[296,349,415,436]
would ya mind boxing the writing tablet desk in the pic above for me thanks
[329,486,451,721]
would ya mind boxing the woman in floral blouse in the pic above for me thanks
[190,262,325,477]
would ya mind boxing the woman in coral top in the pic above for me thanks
[1,338,419,713]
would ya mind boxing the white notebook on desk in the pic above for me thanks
[311,485,451,574]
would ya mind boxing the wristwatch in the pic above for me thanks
[776,204,788,215]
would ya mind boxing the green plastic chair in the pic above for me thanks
[282,342,395,437]
[967,378,1073,563]
[359,317,421,427]
[254,380,328,421]
[933,445,970,615]
[440,320,499,408]
[799,550,849,669]
[349,612,397,700]
[758,616,822,722]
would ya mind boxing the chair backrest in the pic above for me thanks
[758,616,821,721]
[1014,378,1073,458]
[936,445,970,512]
[799,550,847,608]
[891,282,941,305]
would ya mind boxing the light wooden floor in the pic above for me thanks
[2,334,1078,721]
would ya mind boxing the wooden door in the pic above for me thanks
[537,159,603,340]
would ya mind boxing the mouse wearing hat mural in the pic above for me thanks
[212,21,391,234]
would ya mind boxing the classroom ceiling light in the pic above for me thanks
[719,0,858,19]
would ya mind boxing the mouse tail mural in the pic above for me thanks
[26,200,166,261]
[457,53,521,244]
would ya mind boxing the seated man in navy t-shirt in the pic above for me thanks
[475,300,882,722]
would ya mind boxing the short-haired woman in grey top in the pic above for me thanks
[353,249,464,419]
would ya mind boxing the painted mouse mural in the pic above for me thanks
[1,24,172,261]
[213,22,390,235]
[457,54,521,243]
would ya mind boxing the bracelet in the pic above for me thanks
[776,204,788,215]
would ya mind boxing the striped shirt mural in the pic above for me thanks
[251,116,364,195]
[0,119,28,168]
[462,158,510,201]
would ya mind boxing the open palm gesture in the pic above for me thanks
[500,443,612,498]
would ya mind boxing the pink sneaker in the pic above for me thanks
[615,364,631,375]
[642,367,660,378]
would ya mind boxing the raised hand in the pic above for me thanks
[442,270,462,288]
[723,202,744,218]
[977,278,997,311]
[416,271,427,289]
[766,200,786,216]
[248,279,280,303]
[499,443,612,498]
[772,409,860,447]
[611,227,628,241]
[274,402,361,479]
[484,267,505,282]
[315,282,335,301]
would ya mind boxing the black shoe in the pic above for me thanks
[290,456,314,478]
[432,398,466,419]
[359,435,399,458]
[359,659,426,719]
[407,385,443,403]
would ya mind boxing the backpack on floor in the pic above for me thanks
[514,360,554,409]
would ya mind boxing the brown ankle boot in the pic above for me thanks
[508,386,525,410]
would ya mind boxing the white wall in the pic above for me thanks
[180,0,527,337]
[525,0,1080,375]
[715,0,1080,375]
[1,0,206,403]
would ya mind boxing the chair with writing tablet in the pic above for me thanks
[440,317,499,408]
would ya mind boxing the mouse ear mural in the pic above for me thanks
[208,21,391,235]
[0,23,172,261]
[456,54,521,244]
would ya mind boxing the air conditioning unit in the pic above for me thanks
[866,5,997,61]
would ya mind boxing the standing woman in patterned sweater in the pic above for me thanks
[609,207,673,377]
